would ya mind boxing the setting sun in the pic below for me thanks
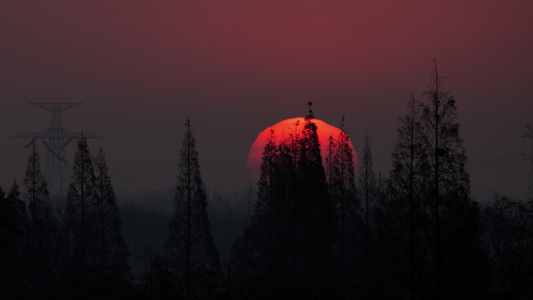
[247,117,357,182]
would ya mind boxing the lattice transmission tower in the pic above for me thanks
[524,125,533,201]
[13,103,99,196]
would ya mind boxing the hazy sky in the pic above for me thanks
[1,0,532,202]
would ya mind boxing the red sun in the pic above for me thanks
[247,117,357,183]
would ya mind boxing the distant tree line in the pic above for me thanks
[214,62,533,300]
[0,138,129,299]
[2,62,533,299]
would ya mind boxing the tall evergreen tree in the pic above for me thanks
[166,118,221,300]
[93,148,129,268]
[231,105,335,299]
[377,94,429,299]
[358,133,377,228]
[296,103,334,299]
[66,135,97,265]
[252,130,282,297]
[374,62,489,300]
[22,143,58,291]
[60,142,131,298]
[421,60,481,299]
[240,129,299,299]
[327,116,359,299]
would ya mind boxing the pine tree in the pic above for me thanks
[296,103,334,299]
[22,143,58,291]
[166,118,221,300]
[251,129,282,297]
[93,148,129,268]
[421,61,476,299]
[358,133,377,228]
[384,61,486,299]
[243,129,299,299]
[66,135,97,265]
[375,62,489,299]
[231,104,335,299]
[379,94,429,299]
[327,116,359,299]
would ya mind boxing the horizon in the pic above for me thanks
[1,99,531,205]
[1,0,532,203]
[1,1,533,298]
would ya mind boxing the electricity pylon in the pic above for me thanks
[524,125,533,201]
[13,103,99,196]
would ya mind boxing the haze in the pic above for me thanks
[1,0,532,202]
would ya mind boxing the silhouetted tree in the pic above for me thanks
[22,143,58,292]
[0,183,27,298]
[295,103,335,299]
[237,129,298,299]
[61,140,132,299]
[326,116,360,299]
[66,135,97,266]
[250,129,283,297]
[358,133,377,229]
[94,148,129,268]
[236,104,334,299]
[353,133,381,298]
[483,193,533,299]
[372,62,489,300]
[420,61,485,299]
[141,249,172,300]
[372,94,430,299]
[166,118,221,300]
[421,62,479,298]
[386,94,427,298]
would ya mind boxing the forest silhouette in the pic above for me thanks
[1,62,532,299]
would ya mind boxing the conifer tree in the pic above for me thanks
[231,104,334,299]
[242,129,299,299]
[327,116,359,299]
[66,135,97,265]
[22,143,57,290]
[379,61,487,299]
[93,148,129,267]
[250,130,282,297]
[358,133,377,228]
[166,118,221,300]
[421,61,479,299]
[295,103,333,298]
[376,94,429,299]
[364,62,492,299]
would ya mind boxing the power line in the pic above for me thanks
[468,157,528,171]
[468,154,525,167]
[523,125,533,200]
[0,146,26,159]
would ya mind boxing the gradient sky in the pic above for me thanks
[1,0,532,202]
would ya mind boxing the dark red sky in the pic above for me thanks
[1,0,532,201]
